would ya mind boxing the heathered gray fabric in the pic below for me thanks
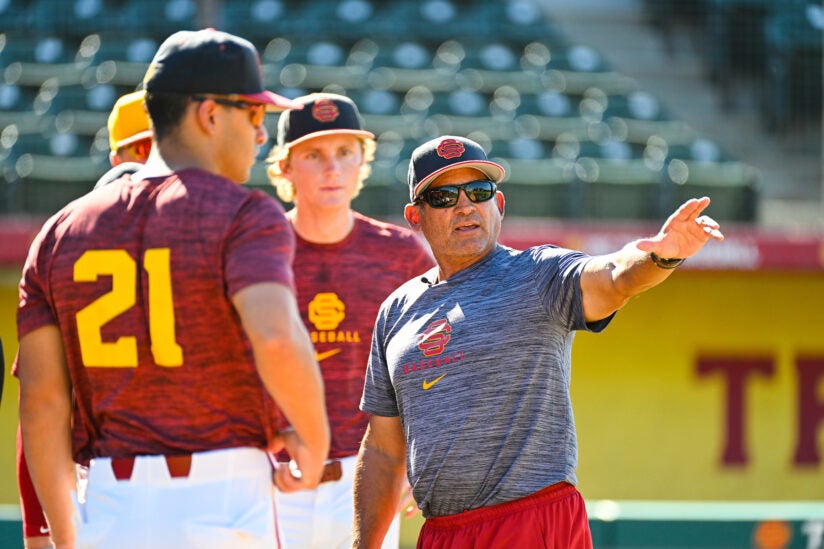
[360,244,614,518]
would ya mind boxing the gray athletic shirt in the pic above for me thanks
[360,243,614,518]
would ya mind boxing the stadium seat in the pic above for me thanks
[495,0,566,43]
[662,159,759,221]
[762,1,823,132]
[491,138,547,161]
[702,0,773,109]
[369,40,435,70]
[357,89,402,116]
[117,0,197,40]
[602,91,669,121]
[575,158,663,220]
[223,0,293,45]
[0,84,37,112]
[498,157,578,218]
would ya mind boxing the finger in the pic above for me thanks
[273,465,305,493]
[695,215,724,241]
[695,215,720,229]
[676,196,711,221]
[703,226,725,241]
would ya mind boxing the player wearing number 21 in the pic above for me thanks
[353,136,725,548]
[16,29,329,549]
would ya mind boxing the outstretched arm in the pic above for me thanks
[581,196,724,322]
[352,415,408,549]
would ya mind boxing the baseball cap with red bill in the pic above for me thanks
[408,136,506,201]
[142,28,301,112]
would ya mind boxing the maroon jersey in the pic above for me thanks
[17,168,295,464]
[288,212,433,460]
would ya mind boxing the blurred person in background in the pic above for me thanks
[353,135,724,548]
[94,89,154,188]
[266,92,432,549]
[16,29,329,549]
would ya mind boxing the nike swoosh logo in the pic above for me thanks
[315,349,341,362]
[40,526,50,534]
[422,373,446,390]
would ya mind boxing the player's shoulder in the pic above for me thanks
[94,162,143,189]
[353,211,420,244]
[176,168,283,211]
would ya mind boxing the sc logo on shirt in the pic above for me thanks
[418,319,452,357]
[308,292,346,331]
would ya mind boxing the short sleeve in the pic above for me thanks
[224,191,296,297]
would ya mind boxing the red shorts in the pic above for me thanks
[417,482,593,549]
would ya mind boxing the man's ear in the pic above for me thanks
[404,203,422,231]
[194,99,218,134]
[496,191,505,218]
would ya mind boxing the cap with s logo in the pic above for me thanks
[407,136,505,201]
[276,92,374,149]
[142,28,301,112]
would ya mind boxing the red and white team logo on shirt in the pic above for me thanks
[418,319,452,357]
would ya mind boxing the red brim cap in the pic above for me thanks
[239,90,304,112]
[413,160,505,199]
[408,136,506,201]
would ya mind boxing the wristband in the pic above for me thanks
[650,252,685,269]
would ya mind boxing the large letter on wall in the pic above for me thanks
[697,356,774,466]
[794,356,824,466]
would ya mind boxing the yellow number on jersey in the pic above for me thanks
[74,249,183,368]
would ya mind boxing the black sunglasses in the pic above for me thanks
[191,95,266,128]
[416,180,498,209]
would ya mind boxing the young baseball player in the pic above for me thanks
[354,136,724,547]
[16,29,330,549]
[16,88,154,549]
[266,93,433,549]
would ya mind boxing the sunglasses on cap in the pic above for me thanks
[415,180,498,209]
[191,95,266,129]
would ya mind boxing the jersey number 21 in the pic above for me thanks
[74,249,183,368]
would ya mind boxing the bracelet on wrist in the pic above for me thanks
[649,252,685,269]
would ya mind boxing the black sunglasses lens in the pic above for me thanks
[465,180,495,202]
[426,187,460,208]
[422,180,496,208]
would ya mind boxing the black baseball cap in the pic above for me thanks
[408,136,506,201]
[142,29,301,112]
[276,93,374,148]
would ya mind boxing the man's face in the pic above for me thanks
[211,99,268,184]
[283,133,364,210]
[407,167,504,277]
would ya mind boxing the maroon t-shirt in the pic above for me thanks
[17,169,295,464]
[288,212,433,460]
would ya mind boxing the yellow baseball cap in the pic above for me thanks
[107,90,152,151]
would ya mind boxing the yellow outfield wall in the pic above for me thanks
[1,270,823,507]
